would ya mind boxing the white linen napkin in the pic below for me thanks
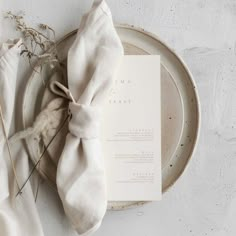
[0,39,44,236]
[54,0,123,235]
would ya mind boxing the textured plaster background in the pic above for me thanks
[1,0,236,235]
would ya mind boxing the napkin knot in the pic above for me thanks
[50,80,101,139]
[69,103,100,139]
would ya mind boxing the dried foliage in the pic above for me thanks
[3,12,63,197]
[5,11,59,68]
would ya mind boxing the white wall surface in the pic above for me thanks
[1,1,236,235]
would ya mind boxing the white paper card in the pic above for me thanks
[101,55,161,201]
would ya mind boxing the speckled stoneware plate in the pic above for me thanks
[22,25,200,210]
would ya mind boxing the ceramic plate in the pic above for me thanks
[22,25,200,210]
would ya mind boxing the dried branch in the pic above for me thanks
[4,11,65,196]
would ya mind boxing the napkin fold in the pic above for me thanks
[54,0,123,235]
[0,40,44,236]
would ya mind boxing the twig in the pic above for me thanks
[34,168,42,202]
[16,114,70,197]
[0,105,21,192]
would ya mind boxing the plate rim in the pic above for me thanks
[22,24,201,210]
[56,23,201,193]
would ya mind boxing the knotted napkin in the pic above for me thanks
[0,40,44,236]
[52,1,123,235]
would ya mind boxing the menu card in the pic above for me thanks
[101,55,161,201]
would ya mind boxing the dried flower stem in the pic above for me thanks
[16,114,70,197]
[34,170,42,202]
[0,105,21,192]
